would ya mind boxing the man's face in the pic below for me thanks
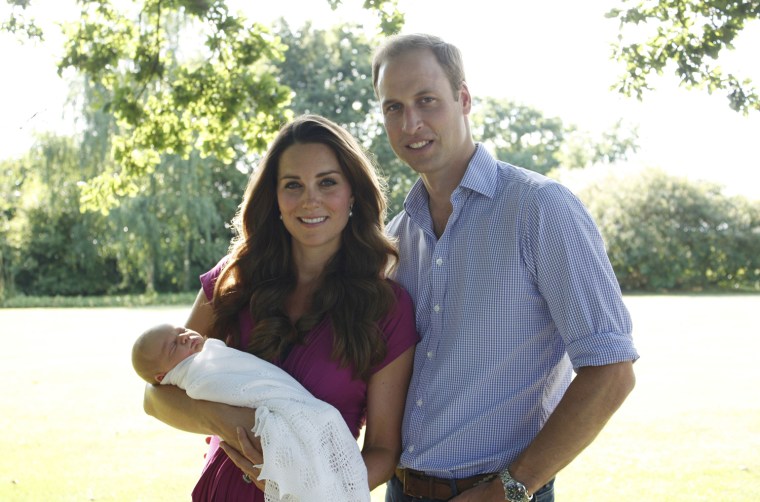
[376,48,472,179]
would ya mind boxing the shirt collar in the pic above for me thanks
[459,143,498,199]
[403,143,498,215]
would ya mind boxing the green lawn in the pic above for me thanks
[1,296,758,501]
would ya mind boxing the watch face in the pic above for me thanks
[506,480,529,501]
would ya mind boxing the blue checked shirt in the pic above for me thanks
[387,144,638,478]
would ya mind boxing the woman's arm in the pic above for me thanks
[361,345,415,489]
[142,289,257,445]
[184,287,215,338]
[143,383,254,441]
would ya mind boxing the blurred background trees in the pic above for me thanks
[579,168,760,291]
[1,0,758,300]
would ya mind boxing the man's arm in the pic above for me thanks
[453,361,635,501]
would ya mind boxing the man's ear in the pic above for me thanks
[155,373,166,383]
[459,82,472,114]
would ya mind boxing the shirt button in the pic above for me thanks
[427,351,434,359]
[416,399,423,407]
[408,445,415,453]
[435,258,443,266]
[433,304,440,312]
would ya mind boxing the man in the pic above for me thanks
[372,33,639,502]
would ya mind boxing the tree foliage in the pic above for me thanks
[608,0,760,114]
[580,168,760,291]
[4,4,757,298]
[326,0,404,35]
[471,98,566,175]
[1,0,44,41]
[1,130,246,296]
[102,151,243,294]
[471,97,639,175]
[1,135,120,296]
[57,0,292,208]
[2,0,404,210]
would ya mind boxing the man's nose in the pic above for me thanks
[402,108,422,134]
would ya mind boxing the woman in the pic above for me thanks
[143,115,418,501]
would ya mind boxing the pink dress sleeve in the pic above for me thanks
[372,281,419,374]
[199,256,228,301]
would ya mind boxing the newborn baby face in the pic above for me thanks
[150,324,206,375]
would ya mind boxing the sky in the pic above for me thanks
[2,0,759,199]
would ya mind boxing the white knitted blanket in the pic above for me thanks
[163,339,370,502]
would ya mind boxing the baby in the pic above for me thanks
[132,323,370,502]
[132,324,205,384]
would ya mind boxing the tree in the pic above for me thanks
[0,147,29,300]
[471,98,566,175]
[608,0,760,114]
[3,3,654,296]
[56,1,292,209]
[1,0,43,41]
[3,135,120,296]
[556,120,640,170]
[2,0,404,41]
[2,0,404,211]
[103,151,245,294]
[580,168,760,291]
[471,97,639,175]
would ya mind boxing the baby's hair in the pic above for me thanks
[131,328,163,385]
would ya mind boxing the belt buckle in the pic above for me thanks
[402,469,450,500]
[400,468,424,497]
[398,468,409,494]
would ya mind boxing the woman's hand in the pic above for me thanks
[220,426,266,492]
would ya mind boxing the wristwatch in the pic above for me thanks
[499,469,532,502]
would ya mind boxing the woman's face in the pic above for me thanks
[276,142,354,259]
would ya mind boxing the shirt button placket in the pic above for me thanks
[433,257,443,315]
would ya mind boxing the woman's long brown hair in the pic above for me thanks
[209,115,399,380]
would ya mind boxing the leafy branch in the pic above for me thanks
[608,0,760,114]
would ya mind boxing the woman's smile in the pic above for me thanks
[277,142,354,257]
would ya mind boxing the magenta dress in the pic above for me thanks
[191,258,418,501]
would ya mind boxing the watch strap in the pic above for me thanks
[499,469,533,502]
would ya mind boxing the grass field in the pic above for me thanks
[1,295,758,501]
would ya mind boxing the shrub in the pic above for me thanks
[579,168,760,291]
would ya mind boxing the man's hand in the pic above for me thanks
[220,426,266,492]
[450,479,504,501]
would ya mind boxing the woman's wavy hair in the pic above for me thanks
[210,115,399,379]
